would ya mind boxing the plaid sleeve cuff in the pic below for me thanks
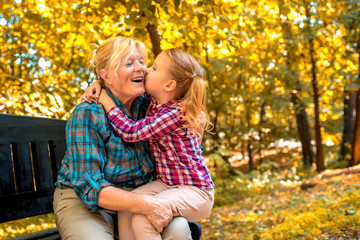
[75,172,114,212]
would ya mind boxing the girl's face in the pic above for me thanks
[145,51,172,100]
[105,48,147,103]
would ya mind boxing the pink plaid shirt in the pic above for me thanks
[107,96,214,189]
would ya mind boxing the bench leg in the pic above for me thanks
[188,222,202,240]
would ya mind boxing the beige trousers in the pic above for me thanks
[121,180,214,240]
[53,187,192,240]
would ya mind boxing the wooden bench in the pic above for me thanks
[0,113,202,240]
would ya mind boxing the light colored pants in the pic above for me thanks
[53,187,192,240]
[126,180,214,240]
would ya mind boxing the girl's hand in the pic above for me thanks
[98,89,116,112]
[80,80,102,103]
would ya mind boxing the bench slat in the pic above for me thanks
[0,190,54,222]
[0,114,66,143]
[49,140,66,183]
[32,141,54,191]
[11,228,60,240]
[13,142,35,193]
[0,144,16,195]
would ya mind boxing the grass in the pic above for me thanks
[200,164,360,239]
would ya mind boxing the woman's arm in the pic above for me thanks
[98,186,177,232]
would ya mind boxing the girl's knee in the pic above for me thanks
[162,217,192,240]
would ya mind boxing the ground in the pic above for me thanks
[200,164,360,240]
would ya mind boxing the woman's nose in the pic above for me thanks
[134,62,143,71]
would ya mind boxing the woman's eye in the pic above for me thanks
[139,60,145,65]
[126,62,133,66]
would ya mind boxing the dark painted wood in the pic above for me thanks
[32,141,54,191]
[0,114,66,225]
[13,142,34,193]
[12,228,61,240]
[0,144,16,195]
[49,140,66,184]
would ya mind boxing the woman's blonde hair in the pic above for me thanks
[91,36,148,85]
[164,48,211,132]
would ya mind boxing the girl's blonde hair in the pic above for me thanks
[91,36,148,85]
[164,48,211,132]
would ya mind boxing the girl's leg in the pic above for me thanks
[131,181,192,240]
[161,216,193,240]
[53,188,114,240]
[117,211,135,240]
[155,184,214,222]
[130,181,168,240]
[131,181,214,240]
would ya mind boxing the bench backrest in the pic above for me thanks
[0,114,66,223]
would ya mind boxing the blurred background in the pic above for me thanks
[1,0,359,239]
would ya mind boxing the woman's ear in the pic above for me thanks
[164,80,177,92]
[100,70,111,85]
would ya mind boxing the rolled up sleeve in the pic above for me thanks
[66,104,113,212]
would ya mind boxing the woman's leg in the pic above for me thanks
[53,187,114,240]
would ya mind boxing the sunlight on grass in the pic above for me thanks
[0,213,56,239]
[201,160,360,240]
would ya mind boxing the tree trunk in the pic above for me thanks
[258,103,266,166]
[305,3,324,171]
[278,0,313,167]
[246,107,255,171]
[339,90,356,162]
[248,142,254,171]
[146,23,162,57]
[291,92,314,166]
[353,91,360,165]
[352,37,360,166]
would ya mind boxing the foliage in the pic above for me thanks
[1,0,360,238]
[1,0,359,162]
[201,165,360,239]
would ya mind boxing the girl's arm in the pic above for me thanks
[80,80,102,103]
[106,105,183,142]
[98,90,116,112]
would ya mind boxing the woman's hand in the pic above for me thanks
[98,186,178,233]
[143,195,178,232]
[80,80,102,103]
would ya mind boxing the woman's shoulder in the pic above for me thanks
[70,102,106,121]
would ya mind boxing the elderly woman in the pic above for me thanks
[53,37,192,240]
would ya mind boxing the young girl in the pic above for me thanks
[83,48,214,240]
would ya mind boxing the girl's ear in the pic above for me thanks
[100,70,111,85]
[164,80,177,92]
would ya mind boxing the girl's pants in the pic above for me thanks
[53,187,191,240]
[121,180,214,240]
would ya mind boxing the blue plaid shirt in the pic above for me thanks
[55,89,154,212]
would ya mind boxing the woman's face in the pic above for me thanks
[106,48,147,103]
